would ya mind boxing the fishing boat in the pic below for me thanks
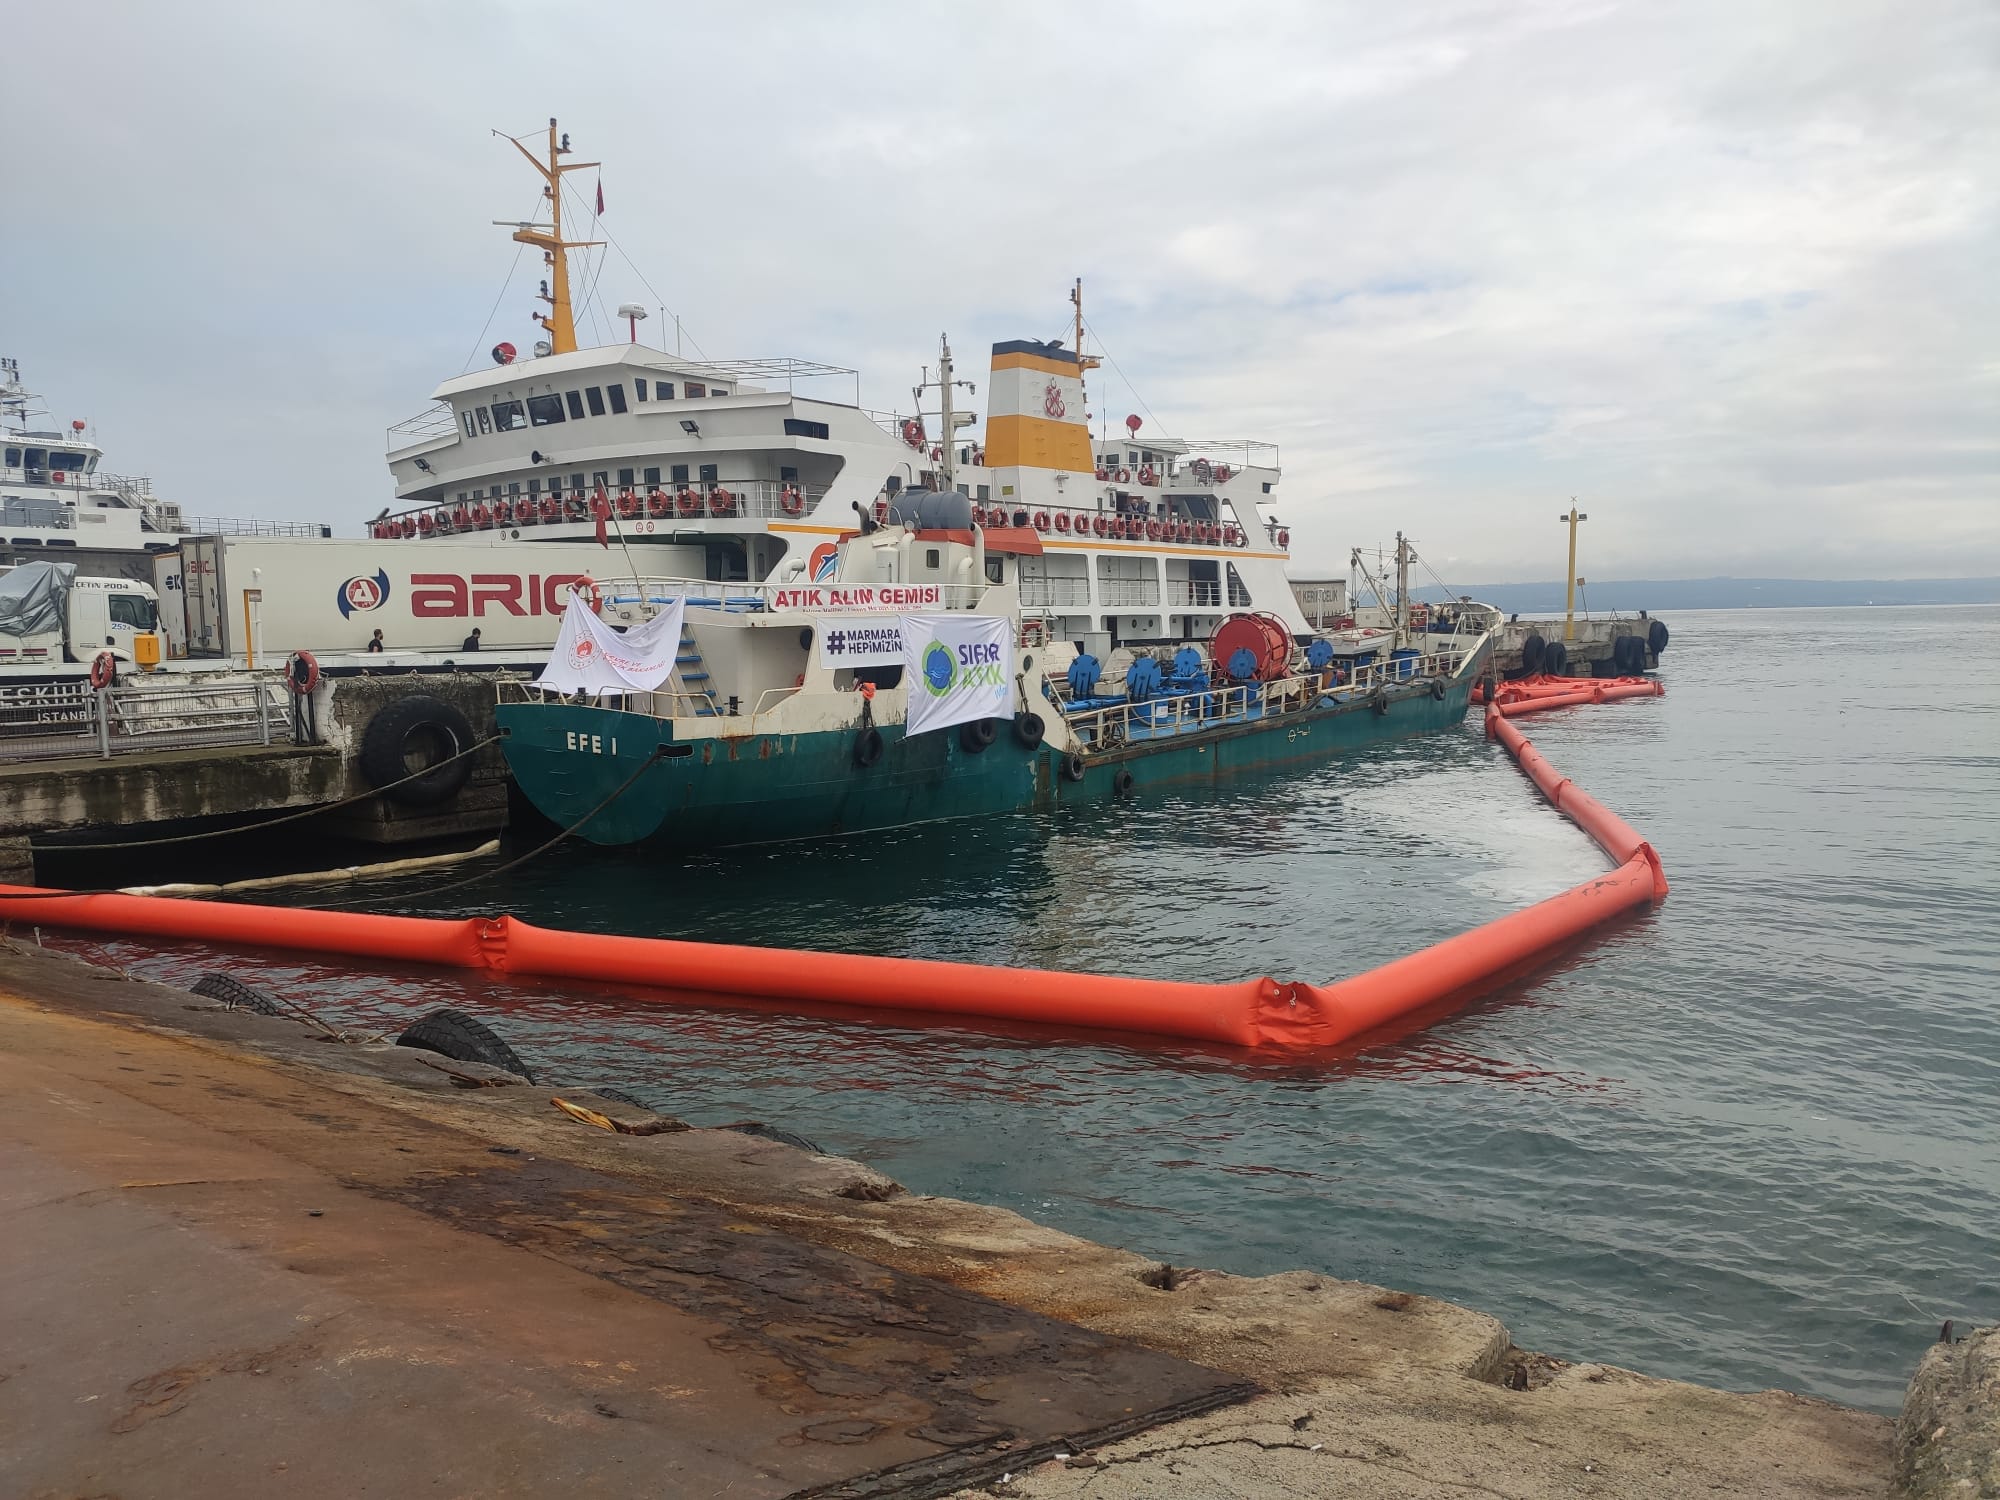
[493,505,1491,849]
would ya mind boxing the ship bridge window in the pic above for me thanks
[460,412,476,439]
[654,381,675,400]
[618,468,635,487]
[985,557,1004,585]
[564,390,585,420]
[698,463,718,484]
[782,418,829,440]
[634,381,648,402]
[527,394,565,426]
[476,407,492,435]
[1226,563,1252,608]
[607,384,629,414]
[569,472,586,491]
[491,400,526,432]
[684,381,706,399]
[53,451,86,471]
[108,594,158,630]
[779,465,799,483]
[4,447,19,467]
[670,464,689,484]
[644,466,661,486]
[709,387,729,398]
[585,387,606,416]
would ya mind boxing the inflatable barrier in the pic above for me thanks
[1475,673,1665,716]
[0,708,1666,1052]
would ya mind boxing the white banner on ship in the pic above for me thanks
[902,613,1013,737]
[814,615,905,671]
[535,593,685,694]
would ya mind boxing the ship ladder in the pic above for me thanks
[676,627,724,718]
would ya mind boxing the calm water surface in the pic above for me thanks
[58,606,2000,1413]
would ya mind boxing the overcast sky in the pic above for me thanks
[12,1,1996,583]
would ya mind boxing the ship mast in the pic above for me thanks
[1070,278,1102,398]
[502,118,603,356]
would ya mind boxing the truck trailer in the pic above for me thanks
[153,535,699,664]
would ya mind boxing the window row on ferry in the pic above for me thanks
[458,377,733,439]
[4,446,95,482]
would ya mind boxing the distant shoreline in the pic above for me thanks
[1405,577,2000,611]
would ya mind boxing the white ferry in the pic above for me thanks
[378,120,1310,662]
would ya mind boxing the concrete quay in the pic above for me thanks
[1491,614,1663,677]
[0,671,512,884]
[0,940,1931,1498]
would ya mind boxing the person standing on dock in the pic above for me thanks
[367,629,384,653]
[461,628,481,652]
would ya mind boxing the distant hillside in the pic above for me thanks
[1413,578,2000,612]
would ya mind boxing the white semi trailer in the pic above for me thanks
[153,535,703,666]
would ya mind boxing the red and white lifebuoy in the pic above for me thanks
[1093,515,1109,537]
[1116,468,1131,483]
[1277,529,1290,549]
[517,502,538,526]
[88,650,116,690]
[1177,521,1191,543]
[285,650,320,696]
[1139,465,1156,486]
[540,497,560,521]
[779,484,805,516]
[418,512,435,535]
[1033,511,1050,532]
[677,489,701,517]
[1094,467,1108,481]
[1215,465,1232,483]
[647,489,671,519]
[709,487,737,516]
[1146,519,1162,541]
[617,490,639,519]
[572,578,604,615]
[901,419,924,449]
[1054,512,1071,533]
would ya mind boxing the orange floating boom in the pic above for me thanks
[0,707,1666,1051]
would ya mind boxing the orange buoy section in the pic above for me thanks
[0,707,1666,1051]
[1474,673,1665,717]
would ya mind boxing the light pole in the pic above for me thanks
[1558,504,1588,642]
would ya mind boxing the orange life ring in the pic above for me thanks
[647,489,671,519]
[901,419,923,448]
[1146,519,1162,541]
[617,490,639,519]
[473,504,493,529]
[780,485,805,516]
[1091,515,1106,537]
[285,649,320,696]
[572,578,604,615]
[1033,511,1050,532]
[1094,467,1108,481]
[517,502,538,526]
[88,651,116,690]
[930,445,943,462]
[1177,521,1191,543]
[1116,468,1131,483]
[1215,464,1232,482]
[417,512,435,534]
[540,497,560,520]
[1277,529,1290,548]
[708,487,736,516]
[1139,465,1156,486]
[1054,512,1071,533]
[677,489,701,517]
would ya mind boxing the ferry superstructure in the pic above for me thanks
[380,120,1309,659]
[2,358,325,585]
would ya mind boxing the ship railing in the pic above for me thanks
[387,404,458,446]
[1096,579,1161,607]
[376,479,831,534]
[0,675,295,762]
[178,515,334,539]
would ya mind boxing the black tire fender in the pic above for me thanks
[959,717,998,754]
[1013,711,1046,749]
[1369,688,1390,716]
[1112,767,1136,797]
[359,694,476,807]
[1429,677,1448,701]
[1059,751,1087,783]
[1544,641,1569,676]
[1648,618,1670,655]
[1521,632,1547,674]
[395,1007,534,1082]
[190,971,286,1016]
[853,726,884,768]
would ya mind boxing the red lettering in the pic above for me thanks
[411,573,468,618]
[542,574,589,612]
[471,574,526,617]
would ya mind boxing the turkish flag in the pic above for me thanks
[591,487,611,548]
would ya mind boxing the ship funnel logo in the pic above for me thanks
[1043,381,1067,420]
[336,570,392,618]
[921,640,957,697]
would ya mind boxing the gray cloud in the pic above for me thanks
[12,0,1995,582]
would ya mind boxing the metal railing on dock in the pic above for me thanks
[0,677,299,762]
